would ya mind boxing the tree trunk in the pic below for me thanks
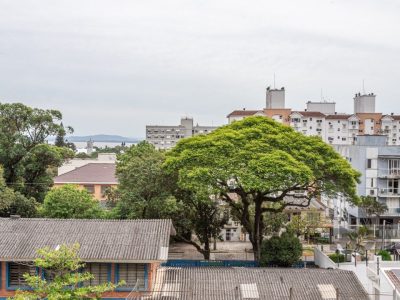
[204,239,211,260]
[252,199,263,261]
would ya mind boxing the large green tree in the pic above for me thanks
[0,166,38,217]
[41,185,105,219]
[11,243,122,300]
[113,142,228,260]
[0,103,74,201]
[113,141,174,219]
[165,116,360,261]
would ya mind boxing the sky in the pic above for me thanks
[0,0,399,138]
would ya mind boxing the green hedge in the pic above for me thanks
[378,250,392,261]
[329,253,345,263]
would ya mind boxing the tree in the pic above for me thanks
[164,116,361,261]
[113,141,173,219]
[11,243,122,300]
[41,185,105,219]
[0,166,38,217]
[173,191,228,260]
[54,122,76,152]
[113,142,227,260]
[260,232,303,267]
[0,103,74,201]
[359,196,388,225]
[347,225,369,255]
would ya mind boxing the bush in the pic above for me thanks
[260,232,303,267]
[378,250,392,261]
[329,253,345,263]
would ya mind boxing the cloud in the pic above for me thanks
[0,0,399,136]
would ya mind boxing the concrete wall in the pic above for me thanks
[313,247,338,269]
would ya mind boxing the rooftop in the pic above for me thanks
[227,110,261,117]
[54,163,118,184]
[148,267,368,300]
[0,218,175,262]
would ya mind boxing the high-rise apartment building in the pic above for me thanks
[227,87,400,146]
[146,117,218,149]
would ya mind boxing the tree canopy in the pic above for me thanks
[0,166,38,217]
[0,102,74,201]
[11,243,122,300]
[165,116,361,260]
[41,185,105,219]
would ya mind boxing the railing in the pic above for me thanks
[347,224,400,239]
[378,188,400,197]
[161,260,259,267]
[378,169,400,178]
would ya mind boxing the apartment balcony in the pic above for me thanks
[378,188,400,197]
[378,169,400,179]
[381,208,400,217]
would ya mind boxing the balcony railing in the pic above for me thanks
[378,188,400,197]
[378,169,400,178]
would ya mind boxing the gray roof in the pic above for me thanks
[0,218,175,262]
[145,267,368,300]
[54,163,118,184]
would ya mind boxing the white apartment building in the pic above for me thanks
[227,87,400,146]
[146,117,218,149]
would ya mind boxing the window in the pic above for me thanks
[388,179,399,194]
[371,178,374,188]
[83,263,110,286]
[367,159,372,169]
[116,264,146,290]
[7,262,36,289]
[84,185,95,194]
[101,185,111,197]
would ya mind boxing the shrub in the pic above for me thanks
[260,232,302,267]
[378,250,392,261]
[329,253,345,263]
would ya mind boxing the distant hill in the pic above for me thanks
[65,135,141,143]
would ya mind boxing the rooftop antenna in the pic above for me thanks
[320,89,325,102]
[273,73,276,89]
[362,79,366,94]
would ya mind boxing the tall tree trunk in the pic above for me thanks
[204,239,210,260]
[252,199,263,261]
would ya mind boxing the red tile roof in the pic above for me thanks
[54,163,118,184]
[326,114,352,120]
[292,111,326,117]
[227,110,261,117]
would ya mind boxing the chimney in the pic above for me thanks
[10,215,20,220]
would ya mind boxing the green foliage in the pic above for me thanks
[113,141,174,219]
[41,185,104,219]
[359,196,388,225]
[0,166,38,217]
[260,232,303,267]
[112,141,227,259]
[0,102,74,201]
[378,250,392,261]
[54,122,76,152]
[164,116,360,260]
[347,226,370,254]
[329,253,345,263]
[10,243,122,300]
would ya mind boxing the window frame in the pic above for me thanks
[115,263,148,292]
[6,262,38,291]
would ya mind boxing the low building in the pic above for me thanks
[146,117,218,150]
[0,217,175,300]
[53,163,118,202]
[58,153,117,176]
[146,267,368,299]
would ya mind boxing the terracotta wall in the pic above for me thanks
[0,262,154,299]
[53,183,117,201]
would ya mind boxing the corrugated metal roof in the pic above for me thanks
[0,218,174,262]
[54,163,118,184]
[143,267,368,300]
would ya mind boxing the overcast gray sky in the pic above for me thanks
[1,0,399,137]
